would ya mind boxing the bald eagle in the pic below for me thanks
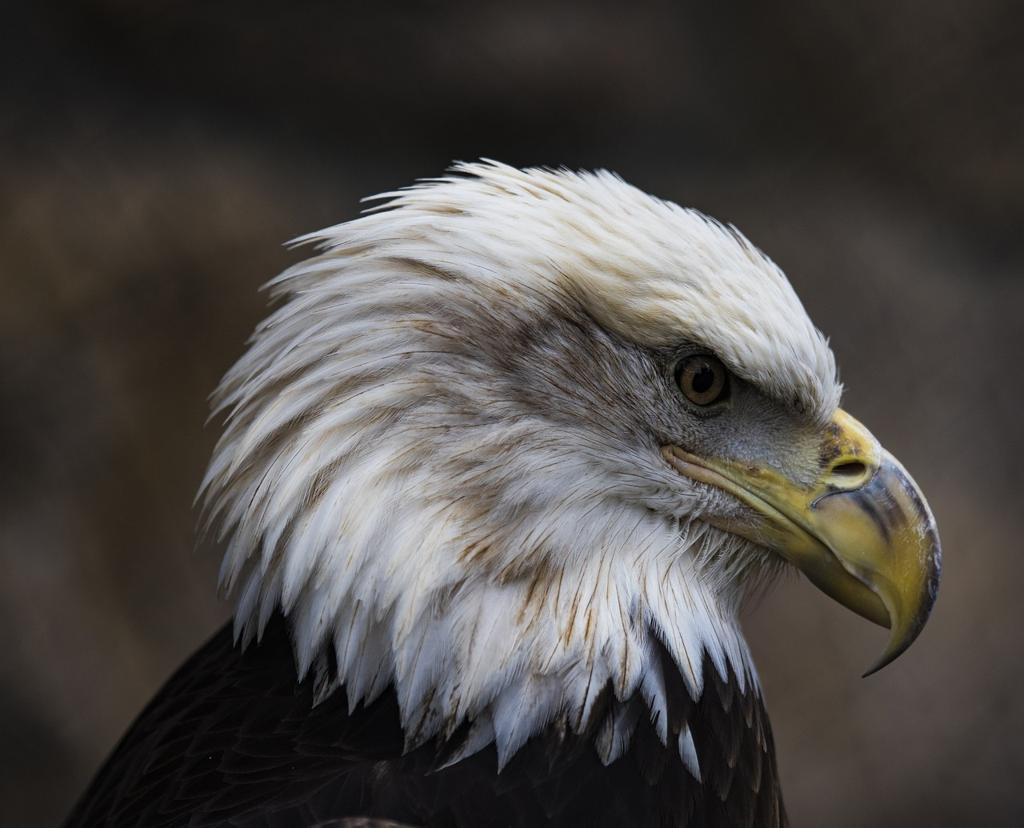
[67,162,940,828]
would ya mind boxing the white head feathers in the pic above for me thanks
[359,161,838,418]
[200,161,841,769]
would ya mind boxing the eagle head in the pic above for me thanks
[200,161,940,769]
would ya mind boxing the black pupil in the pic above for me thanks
[691,363,716,394]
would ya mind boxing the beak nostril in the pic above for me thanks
[832,461,867,479]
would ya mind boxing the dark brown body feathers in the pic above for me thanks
[67,616,785,827]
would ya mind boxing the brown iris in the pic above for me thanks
[676,354,729,406]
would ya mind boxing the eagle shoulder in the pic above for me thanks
[66,616,785,828]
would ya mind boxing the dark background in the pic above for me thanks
[2,2,1021,825]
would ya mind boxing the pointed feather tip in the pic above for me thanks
[678,726,701,782]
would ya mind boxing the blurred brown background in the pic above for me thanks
[2,2,1021,825]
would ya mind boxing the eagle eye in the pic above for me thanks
[676,354,729,406]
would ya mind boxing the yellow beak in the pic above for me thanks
[663,409,941,675]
